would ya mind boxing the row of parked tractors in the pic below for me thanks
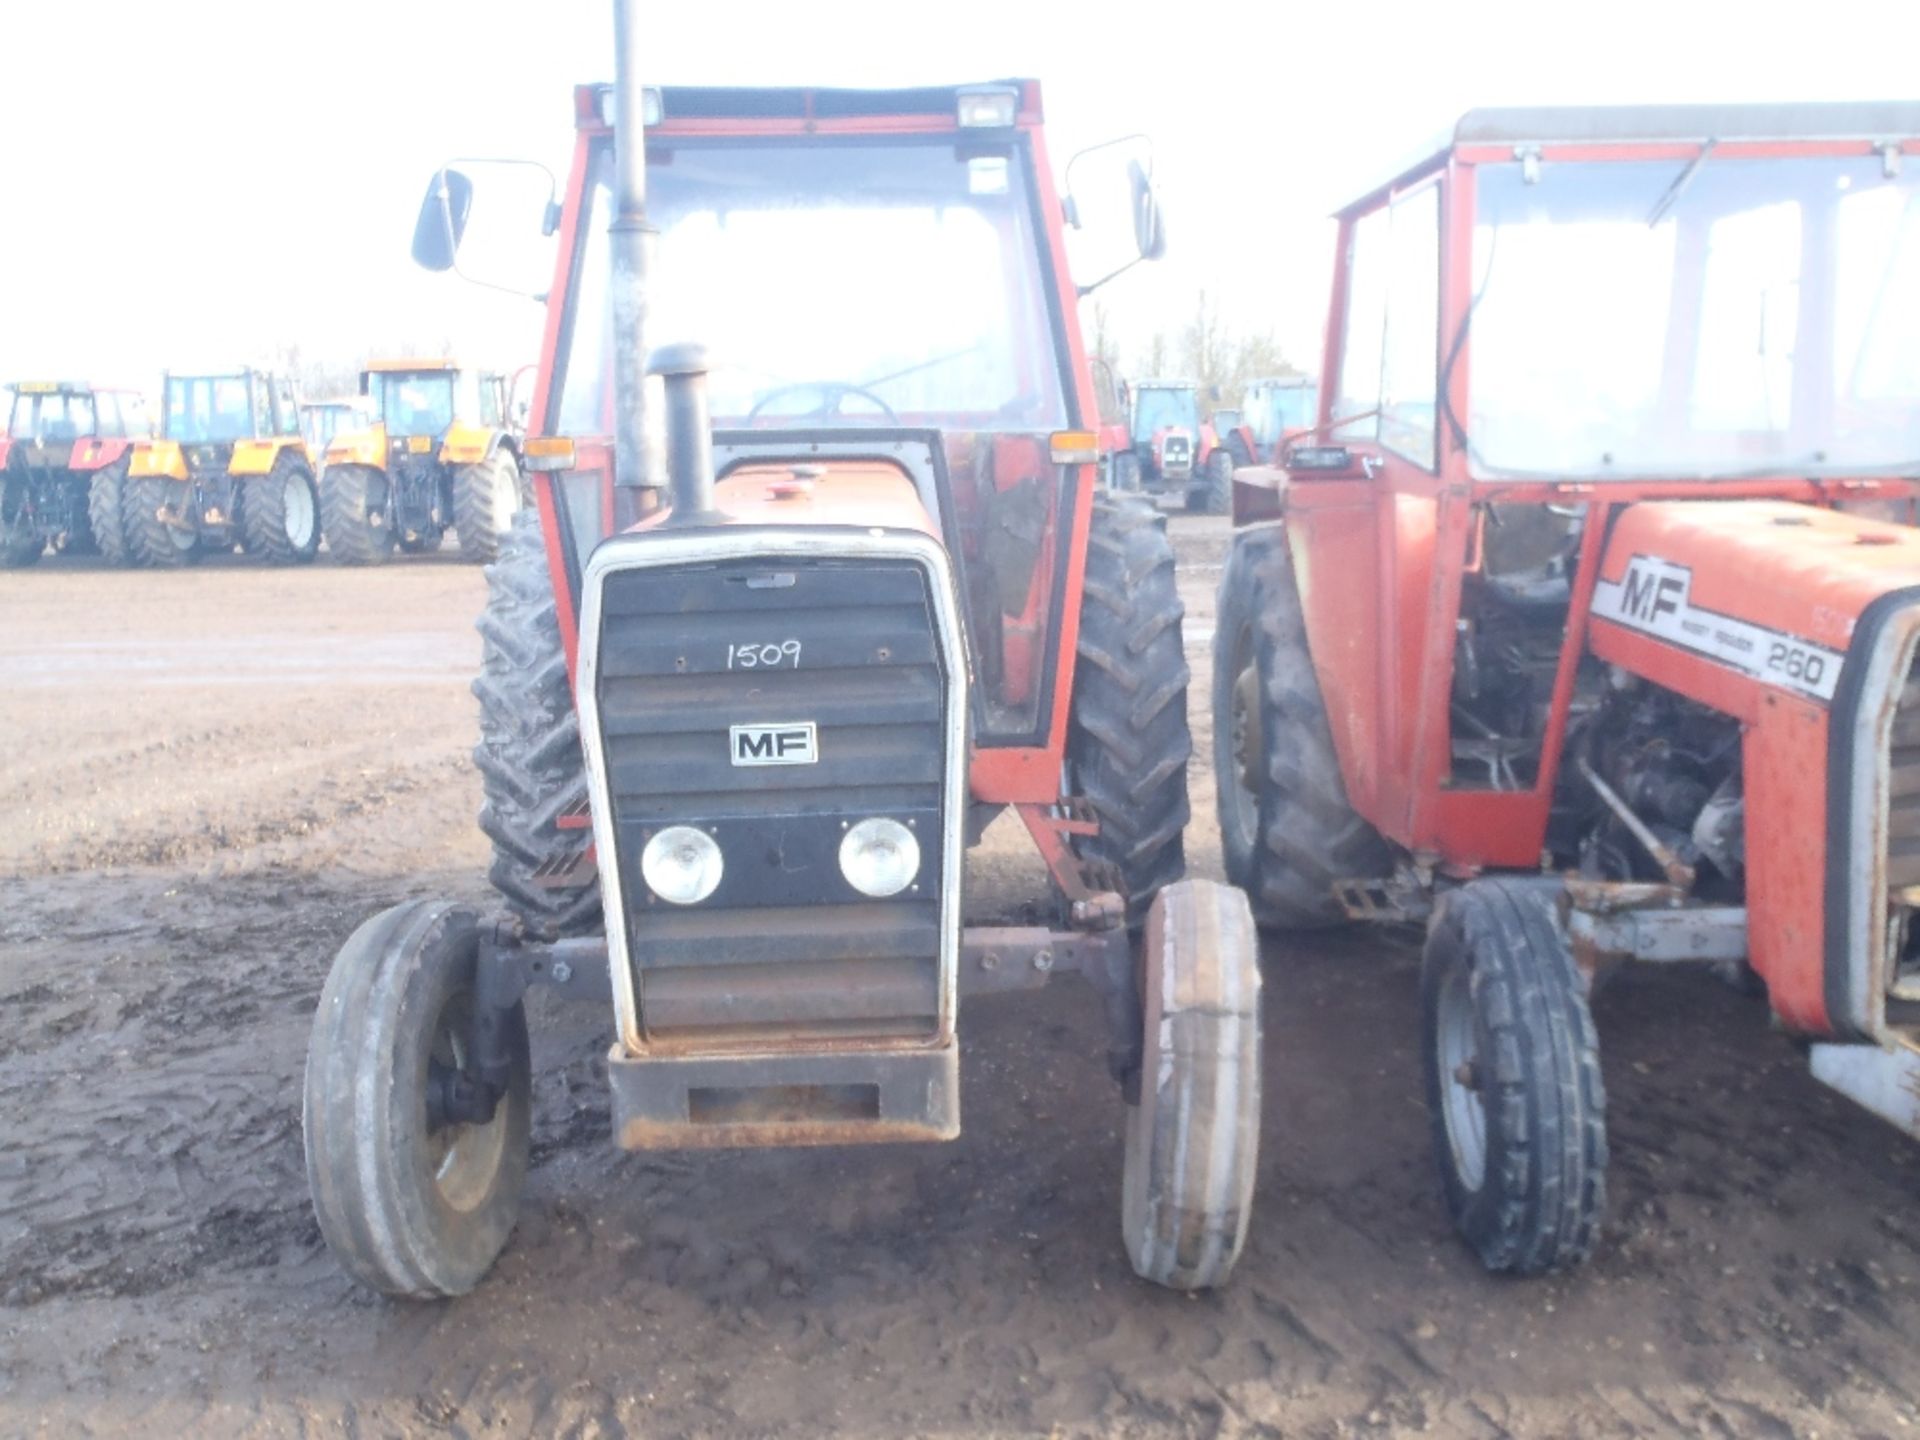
[1097,371,1319,515]
[292,51,1920,1313]
[0,359,529,568]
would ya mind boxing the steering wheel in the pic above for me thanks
[747,382,899,425]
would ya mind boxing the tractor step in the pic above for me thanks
[1335,873,1432,923]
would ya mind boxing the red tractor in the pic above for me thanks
[1215,102,1920,1275]
[0,381,148,567]
[301,35,1263,1301]
[1114,378,1236,513]
[1218,375,1317,468]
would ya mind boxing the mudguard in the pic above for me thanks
[439,420,502,467]
[128,440,189,482]
[325,422,388,470]
[66,436,131,472]
[1588,499,1920,1039]
[229,437,299,477]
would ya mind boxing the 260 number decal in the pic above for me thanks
[728,640,802,670]
[1765,641,1826,688]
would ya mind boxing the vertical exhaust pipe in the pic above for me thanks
[608,0,657,528]
[649,342,718,522]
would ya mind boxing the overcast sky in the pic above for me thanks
[1,0,1912,396]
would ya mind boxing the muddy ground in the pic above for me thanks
[5,519,1920,1438]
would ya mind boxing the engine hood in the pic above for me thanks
[621,458,940,543]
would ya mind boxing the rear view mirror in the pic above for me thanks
[412,168,473,272]
[1129,159,1167,261]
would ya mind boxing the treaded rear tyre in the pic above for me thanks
[1422,878,1607,1275]
[1066,491,1191,926]
[88,461,132,566]
[321,463,394,565]
[0,472,42,568]
[1122,878,1262,1290]
[454,448,524,564]
[1190,448,1233,515]
[242,449,321,564]
[475,509,601,940]
[1213,526,1392,927]
[124,475,199,568]
[304,899,531,1298]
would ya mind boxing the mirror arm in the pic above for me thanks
[1076,253,1144,300]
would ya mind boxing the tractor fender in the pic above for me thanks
[326,422,388,471]
[440,421,514,467]
[67,436,132,472]
[128,440,189,482]
[228,436,301,477]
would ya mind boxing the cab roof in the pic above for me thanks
[1341,100,1920,217]
[574,79,1044,131]
[364,358,460,373]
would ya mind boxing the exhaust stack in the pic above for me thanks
[608,0,657,527]
[649,342,718,523]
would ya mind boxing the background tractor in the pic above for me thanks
[1215,102,1920,1277]
[319,359,525,563]
[1217,375,1316,468]
[0,381,146,567]
[122,369,320,567]
[302,43,1263,1303]
[1114,378,1235,513]
[299,397,370,459]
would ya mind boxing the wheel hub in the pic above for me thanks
[1436,965,1488,1191]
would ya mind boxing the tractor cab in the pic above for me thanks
[299,56,1266,1306]
[121,369,319,566]
[1227,375,1316,464]
[299,398,370,457]
[0,381,145,566]
[1217,101,1920,1278]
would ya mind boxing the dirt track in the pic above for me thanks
[7,521,1920,1437]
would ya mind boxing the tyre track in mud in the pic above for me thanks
[6,527,1920,1435]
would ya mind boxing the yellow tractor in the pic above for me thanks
[122,369,320,567]
[318,359,525,564]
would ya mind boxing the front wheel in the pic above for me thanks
[1422,879,1607,1275]
[303,900,531,1298]
[321,463,395,565]
[1121,878,1262,1290]
[242,451,321,564]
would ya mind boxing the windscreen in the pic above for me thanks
[372,373,456,437]
[8,390,97,441]
[165,376,253,443]
[1470,154,1920,479]
[1131,386,1197,441]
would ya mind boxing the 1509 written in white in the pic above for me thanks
[728,640,802,670]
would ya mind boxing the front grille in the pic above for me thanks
[1887,671,1920,891]
[595,556,950,1047]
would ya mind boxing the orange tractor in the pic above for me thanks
[300,31,1263,1303]
[0,381,147,567]
[1216,102,1920,1274]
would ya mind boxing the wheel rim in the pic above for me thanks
[1224,628,1262,854]
[425,992,508,1214]
[284,476,317,550]
[1435,962,1488,1191]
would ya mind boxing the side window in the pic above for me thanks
[277,380,299,436]
[1379,183,1441,470]
[99,394,122,438]
[480,378,501,427]
[1333,206,1390,441]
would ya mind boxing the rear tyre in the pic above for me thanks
[1113,452,1142,493]
[321,463,395,565]
[124,475,200,568]
[1190,448,1234,515]
[1213,527,1392,928]
[0,473,43,568]
[1227,432,1254,468]
[1422,879,1607,1275]
[475,509,601,940]
[87,461,133,566]
[1122,878,1262,1290]
[454,449,524,564]
[1065,491,1191,926]
[242,450,321,564]
[304,899,531,1298]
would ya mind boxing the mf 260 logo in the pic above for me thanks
[730,721,818,767]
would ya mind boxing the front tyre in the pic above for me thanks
[1122,878,1262,1290]
[1422,879,1607,1275]
[454,449,524,564]
[303,900,531,1298]
[242,450,321,564]
[321,463,395,565]
[1065,492,1191,926]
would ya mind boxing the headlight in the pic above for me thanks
[641,825,723,905]
[839,818,921,898]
